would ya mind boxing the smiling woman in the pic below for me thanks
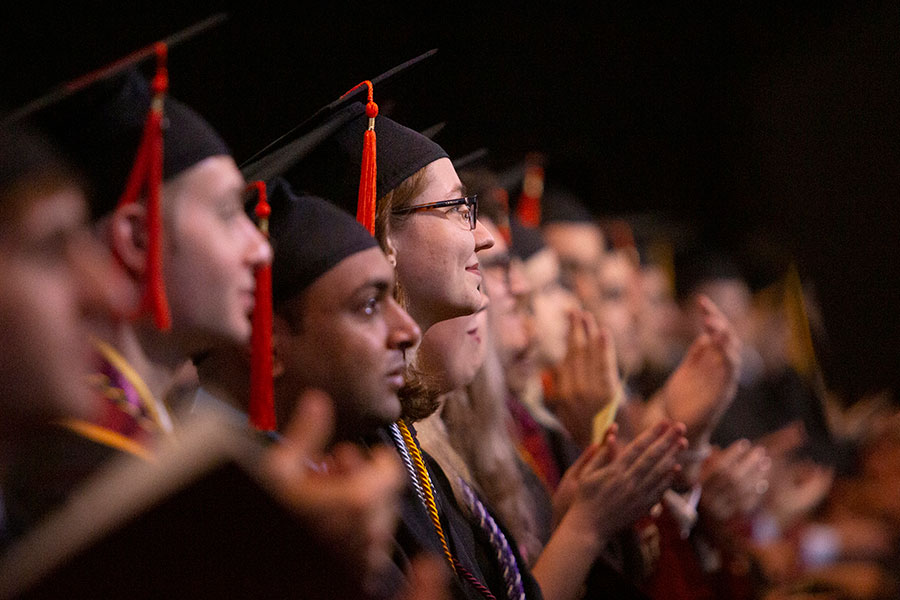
[278,101,496,334]
[381,158,494,330]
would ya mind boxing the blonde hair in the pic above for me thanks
[418,328,545,564]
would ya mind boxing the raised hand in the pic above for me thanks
[551,425,617,526]
[262,389,406,595]
[563,420,688,541]
[547,310,623,448]
[649,295,741,443]
[700,439,772,524]
[533,421,686,600]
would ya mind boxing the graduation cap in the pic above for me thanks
[263,177,379,305]
[240,50,448,231]
[501,154,595,229]
[242,177,379,431]
[11,15,229,331]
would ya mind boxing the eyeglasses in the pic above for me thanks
[391,195,478,230]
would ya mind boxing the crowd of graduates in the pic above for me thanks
[1,21,899,600]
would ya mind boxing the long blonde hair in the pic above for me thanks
[418,328,545,564]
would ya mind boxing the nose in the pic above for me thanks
[473,218,495,252]
[386,298,421,352]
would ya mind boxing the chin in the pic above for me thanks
[373,401,402,426]
[228,319,254,345]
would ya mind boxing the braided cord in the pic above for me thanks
[389,422,427,501]
[394,420,457,574]
[454,559,498,600]
[460,479,526,600]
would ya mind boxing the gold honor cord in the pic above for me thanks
[58,419,155,462]
[91,338,175,435]
[395,419,458,574]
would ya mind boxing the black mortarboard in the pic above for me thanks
[5,13,230,221]
[539,184,594,225]
[243,103,449,229]
[284,105,448,215]
[7,16,230,331]
[37,70,230,221]
[262,177,378,306]
[509,216,547,261]
[240,50,447,221]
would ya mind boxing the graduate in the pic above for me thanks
[1,63,432,600]
[242,75,554,598]
[0,122,129,547]
[196,175,447,597]
[2,55,272,538]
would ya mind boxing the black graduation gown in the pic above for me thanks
[423,451,545,600]
[1,424,125,545]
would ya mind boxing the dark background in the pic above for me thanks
[2,2,898,400]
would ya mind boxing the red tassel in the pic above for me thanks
[343,80,378,235]
[118,42,171,330]
[248,181,276,431]
[358,124,377,234]
[516,162,544,229]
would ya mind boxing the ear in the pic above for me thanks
[108,203,148,278]
[382,235,399,268]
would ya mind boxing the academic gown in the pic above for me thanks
[373,422,544,600]
[1,342,161,545]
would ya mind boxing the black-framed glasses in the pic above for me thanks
[391,195,478,230]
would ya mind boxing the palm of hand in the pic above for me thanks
[659,295,740,441]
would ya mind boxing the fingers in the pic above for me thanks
[625,422,687,486]
[330,442,366,474]
[701,439,751,496]
[569,308,588,353]
[696,295,742,369]
[737,447,772,511]
[552,310,581,400]
[618,420,675,466]
[567,442,603,479]
[718,439,754,474]
[581,433,618,474]
[732,445,769,482]
[266,389,335,480]
[759,421,807,459]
